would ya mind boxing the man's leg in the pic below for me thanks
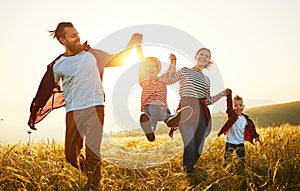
[65,111,86,171]
[84,106,104,190]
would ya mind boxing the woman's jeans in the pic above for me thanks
[179,103,207,174]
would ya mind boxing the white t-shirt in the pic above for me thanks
[225,115,247,144]
[53,51,104,112]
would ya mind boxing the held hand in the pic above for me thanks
[130,33,143,45]
[224,88,232,96]
[82,41,91,51]
[170,54,176,62]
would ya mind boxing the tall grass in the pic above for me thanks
[1,125,299,190]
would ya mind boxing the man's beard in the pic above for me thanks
[67,41,83,54]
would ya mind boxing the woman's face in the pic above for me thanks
[195,49,211,69]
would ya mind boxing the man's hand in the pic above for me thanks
[130,33,143,45]
[82,41,91,51]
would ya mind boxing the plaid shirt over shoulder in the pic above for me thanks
[217,93,259,144]
[28,47,117,130]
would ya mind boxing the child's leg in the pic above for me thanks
[224,142,235,165]
[163,107,172,122]
[140,104,156,141]
[235,144,245,163]
[146,105,166,131]
[140,112,155,142]
[166,106,193,127]
[235,144,245,172]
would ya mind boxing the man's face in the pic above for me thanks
[233,99,245,115]
[60,27,83,53]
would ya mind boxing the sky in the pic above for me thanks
[0,0,299,144]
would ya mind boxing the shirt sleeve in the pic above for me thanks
[53,66,60,84]
[205,76,213,104]
[163,67,185,85]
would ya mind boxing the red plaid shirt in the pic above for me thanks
[217,93,259,144]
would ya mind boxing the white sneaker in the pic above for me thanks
[166,106,193,127]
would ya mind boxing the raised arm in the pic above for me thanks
[159,53,177,83]
[105,33,143,67]
[137,44,148,83]
[167,54,176,74]
[137,43,145,62]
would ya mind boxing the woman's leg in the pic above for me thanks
[194,104,208,164]
[179,122,197,175]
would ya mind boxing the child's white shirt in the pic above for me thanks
[225,115,247,144]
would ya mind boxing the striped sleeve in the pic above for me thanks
[162,68,184,85]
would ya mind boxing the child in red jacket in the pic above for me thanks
[218,89,261,165]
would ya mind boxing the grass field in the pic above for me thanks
[1,124,300,191]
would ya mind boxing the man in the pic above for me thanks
[28,22,141,190]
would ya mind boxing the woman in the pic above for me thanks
[167,48,228,175]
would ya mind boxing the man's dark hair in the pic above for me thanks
[49,22,74,44]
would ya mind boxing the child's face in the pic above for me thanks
[233,99,245,115]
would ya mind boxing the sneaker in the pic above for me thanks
[140,113,155,142]
[166,106,193,127]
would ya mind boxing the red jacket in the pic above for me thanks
[28,46,128,130]
[217,93,259,144]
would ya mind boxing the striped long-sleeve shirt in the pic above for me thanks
[166,67,213,104]
[140,72,169,111]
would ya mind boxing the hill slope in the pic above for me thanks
[213,100,300,128]
[245,100,300,127]
[112,100,300,137]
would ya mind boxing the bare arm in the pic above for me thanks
[137,44,148,83]
[125,33,143,52]
[210,88,230,104]
[136,43,145,62]
[167,54,176,74]
[106,33,143,67]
